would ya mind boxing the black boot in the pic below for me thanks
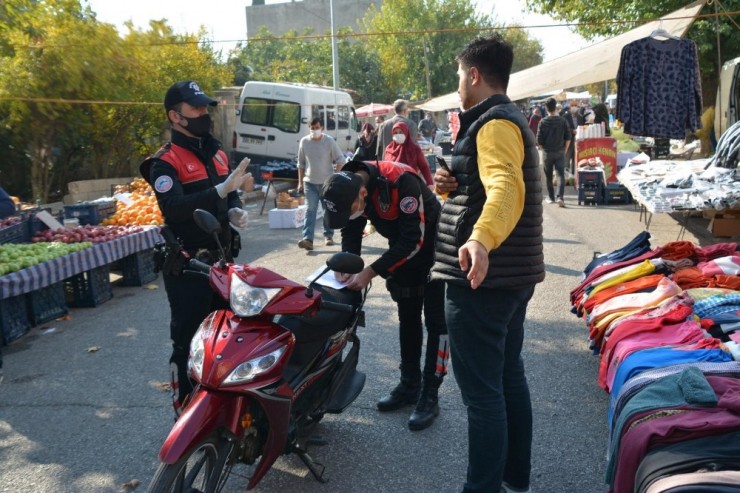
[377,366,421,412]
[408,377,441,431]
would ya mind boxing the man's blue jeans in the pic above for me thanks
[445,282,535,492]
[302,182,333,242]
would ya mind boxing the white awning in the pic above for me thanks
[415,0,706,111]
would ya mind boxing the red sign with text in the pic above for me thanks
[576,138,618,182]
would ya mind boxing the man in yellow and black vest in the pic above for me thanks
[140,80,250,416]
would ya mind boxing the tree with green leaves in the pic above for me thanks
[0,0,229,202]
[524,0,739,104]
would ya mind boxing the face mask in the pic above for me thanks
[392,134,406,144]
[311,129,322,139]
[178,113,211,137]
[349,209,364,220]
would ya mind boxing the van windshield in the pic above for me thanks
[241,97,300,133]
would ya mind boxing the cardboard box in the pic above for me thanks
[276,199,299,209]
[268,205,307,229]
[709,215,740,238]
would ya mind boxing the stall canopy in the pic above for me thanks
[355,103,394,118]
[415,0,706,112]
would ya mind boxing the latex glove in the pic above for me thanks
[228,208,249,229]
[215,158,250,198]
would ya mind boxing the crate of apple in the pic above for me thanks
[31,225,144,244]
[0,216,23,229]
[0,242,92,276]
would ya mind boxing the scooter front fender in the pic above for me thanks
[158,390,242,464]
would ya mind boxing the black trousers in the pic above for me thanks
[386,268,448,383]
[163,271,227,401]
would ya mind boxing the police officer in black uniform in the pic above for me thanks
[140,80,250,415]
[321,160,448,431]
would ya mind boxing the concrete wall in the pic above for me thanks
[245,0,380,39]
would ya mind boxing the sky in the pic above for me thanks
[86,0,591,62]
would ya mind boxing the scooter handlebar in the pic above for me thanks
[320,299,355,314]
[188,258,212,274]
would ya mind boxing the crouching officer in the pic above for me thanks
[321,160,448,431]
[140,80,249,417]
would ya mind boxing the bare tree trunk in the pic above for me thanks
[29,127,55,203]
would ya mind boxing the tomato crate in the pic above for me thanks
[27,282,68,325]
[64,265,113,307]
[119,249,157,286]
[63,200,116,226]
[0,217,30,244]
[0,294,32,345]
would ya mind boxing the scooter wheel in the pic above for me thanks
[147,433,236,492]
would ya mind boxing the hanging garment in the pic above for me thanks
[616,37,702,139]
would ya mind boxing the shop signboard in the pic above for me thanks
[576,138,618,182]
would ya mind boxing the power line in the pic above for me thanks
[16,10,739,49]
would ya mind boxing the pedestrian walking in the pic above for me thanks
[536,97,571,207]
[297,117,346,250]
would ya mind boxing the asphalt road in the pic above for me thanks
[0,188,718,493]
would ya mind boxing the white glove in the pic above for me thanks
[215,158,250,198]
[228,208,249,229]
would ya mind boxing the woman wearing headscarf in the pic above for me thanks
[592,103,611,136]
[383,121,433,186]
[353,123,378,161]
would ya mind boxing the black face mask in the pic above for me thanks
[178,113,212,137]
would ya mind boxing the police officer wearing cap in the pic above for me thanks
[140,80,250,416]
[321,160,448,431]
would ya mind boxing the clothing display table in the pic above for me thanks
[0,226,163,299]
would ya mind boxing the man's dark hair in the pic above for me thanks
[455,33,514,91]
[545,98,557,113]
[309,117,323,127]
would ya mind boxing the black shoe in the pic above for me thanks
[377,381,420,412]
[408,386,439,431]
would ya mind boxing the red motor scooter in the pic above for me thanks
[147,210,368,492]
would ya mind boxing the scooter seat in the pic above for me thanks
[277,285,362,344]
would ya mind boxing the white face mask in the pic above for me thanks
[392,134,406,144]
[311,129,322,138]
[349,209,364,220]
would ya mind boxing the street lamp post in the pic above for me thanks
[329,0,339,90]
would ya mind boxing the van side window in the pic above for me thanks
[338,106,350,130]
[241,97,300,134]
[325,107,337,130]
[272,101,300,133]
[241,97,269,125]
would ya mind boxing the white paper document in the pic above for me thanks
[305,265,349,290]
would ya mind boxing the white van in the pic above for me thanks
[232,81,359,164]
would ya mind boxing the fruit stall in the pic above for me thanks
[0,178,164,346]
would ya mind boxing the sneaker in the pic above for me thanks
[298,238,314,251]
[545,198,555,204]
[501,482,532,493]
[324,237,335,246]
[557,198,565,208]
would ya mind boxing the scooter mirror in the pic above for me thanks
[326,252,364,275]
[193,209,223,235]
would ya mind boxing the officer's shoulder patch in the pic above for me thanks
[399,196,418,214]
[154,175,174,193]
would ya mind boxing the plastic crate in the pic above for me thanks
[27,282,68,325]
[64,265,113,307]
[0,295,32,345]
[26,210,64,237]
[578,186,604,206]
[0,217,30,244]
[119,249,158,286]
[63,201,116,226]
[604,184,632,205]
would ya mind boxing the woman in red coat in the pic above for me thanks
[384,121,433,187]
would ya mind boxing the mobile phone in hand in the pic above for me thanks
[435,156,450,172]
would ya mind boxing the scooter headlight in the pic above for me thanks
[224,346,287,385]
[230,273,282,317]
[189,325,207,380]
